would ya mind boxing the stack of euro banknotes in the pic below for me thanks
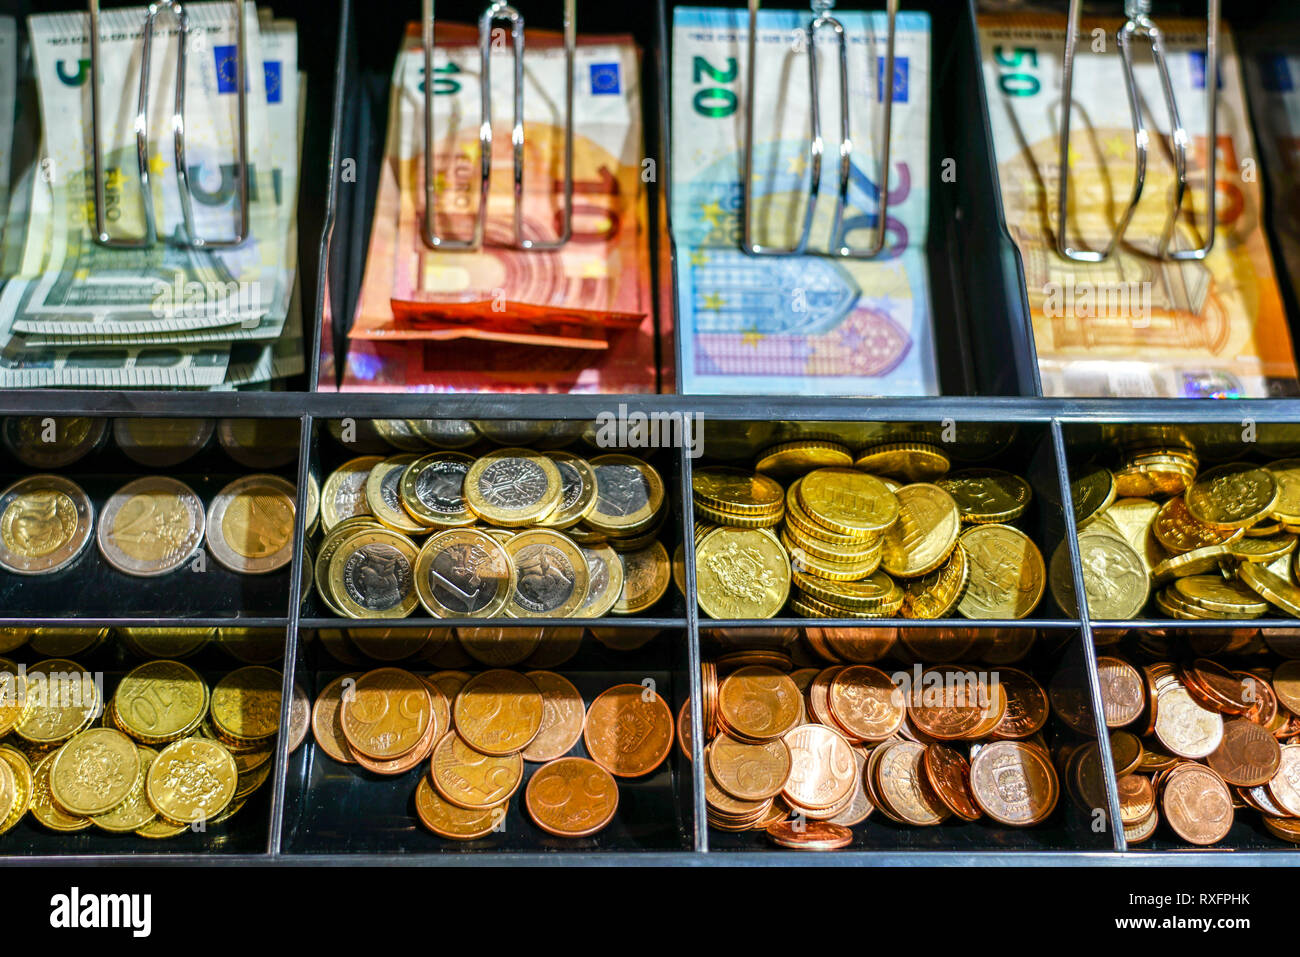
[0,2,305,390]
[979,9,1300,398]
[339,22,657,393]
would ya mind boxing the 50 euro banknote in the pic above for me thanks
[671,6,937,396]
[979,11,1300,398]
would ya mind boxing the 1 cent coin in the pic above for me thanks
[1162,763,1234,845]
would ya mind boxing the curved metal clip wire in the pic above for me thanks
[422,0,576,251]
[742,0,897,259]
[1056,0,1219,264]
[88,0,250,249]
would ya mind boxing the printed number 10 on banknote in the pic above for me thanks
[671,7,937,396]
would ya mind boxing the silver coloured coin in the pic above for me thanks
[96,477,206,577]
[0,475,95,575]
[205,474,297,574]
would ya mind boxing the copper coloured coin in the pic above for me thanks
[583,683,674,778]
[969,741,1060,826]
[923,743,981,821]
[1183,659,1252,714]
[707,734,792,802]
[1116,774,1155,826]
[717,666,802,742]
[1095,657,1145,728]
[521,671,585,763]
[908,666,991,740]
[1162,763,1233,845]
[990,667,1049,740]
[781,723,856,811]
[340,668,433,760]
[1206,717,1282,787]
[453,670,543,756]
[311,673,363,764]
[827,665,905,742]
[765,819,853,850]
[415,774,505,841]
[431,732,524,809]
[525,756,619,838]
[351,708,439,775]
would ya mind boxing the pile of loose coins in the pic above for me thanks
[311,666,675,840]
[316,447,671,620]
[0,657,307,839]
[692,439,1044,621]
[1087,645,1300,846]
[695,635,1069,849]
[1057,447,1300,620]
[0,416,300,579]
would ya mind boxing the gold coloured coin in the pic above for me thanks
[955,524,1045,620]
[692,467,784,516]
[0,753,13,827]
[464,448,563,528]
[28,752,90,832]
[936,469,1032,524]
[1151,544,1234,586]
[1185,463,1279,530]
[365,455,427,534]
[206,474,297,574]
[321,456,385,532]
[1071,531,1149,620]
[901,544,970,619]
[339,668,432,760]
[96,477,205,577]
[503,529,590,618]
[0,658,26,738]
[49,728,140,816]
[754,441,853,479]
[15,659,98,745]
[1237,562,1300,617]
[414,528,515,618]
[1265,459,1300,523]
[454,670,543,756]
[91,746,158,833]
[1070,466,1117,528]
[612,540,671,615]
[854,442,951,483]
[328,528,421,618]
[0,747,30,835]
[696,527,791,620]
[1153,496,1242,554]
[145,737,238,825]
[881,484,961,579]
[536,452,598,529]
[114,660,208,744]
[0,476,95,576]
[210,666,283,744]
[799,468,900,537]
[586,455,665,536]
[398,452,476,528]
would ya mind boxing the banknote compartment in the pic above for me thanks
[0,0,346,393]
[659,0,1041,397]
[0,414,302,621]
[687,417,1080,624]
[303,415,690,626]
[698,625,1116,852]
[319,0,671,393]
[1060,420,1300,627]
[0,626,287,856]
[280,625,697,853]
[969,0,1300,399]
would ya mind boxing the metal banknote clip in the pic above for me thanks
[87,0,250,249]
[421,0,576,251]
[1056,0,1220,263]
[742,0,898,259]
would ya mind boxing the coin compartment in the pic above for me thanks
[302,417,689,626]
[687,418,1079,624]
[1060,421,1300,628]
[280,626,697,854]
[1084,628,1300,852]
[0,630,287,855]
[656,0,1040,397]
[0,416,303,622]
[696,627,1114,852]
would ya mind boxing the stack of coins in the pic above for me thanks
[0,658,307,839]
[1082,650,1300,846]
[315,448,671,620]
[694,644,1066,848]
[693,443,1043,621]
[310,667,675,840]
[0,472,297,579]
[1057,450,1300,621]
